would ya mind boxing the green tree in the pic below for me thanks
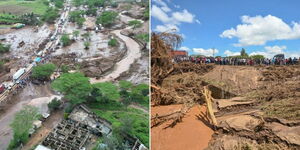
[69,10,85,27]
[135,33,149,42]
[32,63,56,81]
[0,43,10,53]
[128,20,142,30]
[8,106,39,149]
[92,82,120,103]
[42,8,59,23]
[61,34,71,47]
[96,11,118,27]
[86,7,97,16]
[48,98,62,111]
[250,54,265,60]
[108,38,118,47]
[84,41,90,49]
[241,48,248,57]
[76,17,85,27]
[72,30,80,39]
[51,72,92,105]
[143,7,149,20]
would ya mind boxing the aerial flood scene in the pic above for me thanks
[151,0,300,150]
[0,0,149,149]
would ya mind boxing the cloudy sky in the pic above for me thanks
[151,0,300,58]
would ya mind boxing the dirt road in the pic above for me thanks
[0,83,55,150]
[151,105,214,150]
[90,27,141,83]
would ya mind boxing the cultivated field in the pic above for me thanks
[0,0,48,15]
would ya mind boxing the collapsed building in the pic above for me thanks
[37,105,147,150]
[37,105,112,150]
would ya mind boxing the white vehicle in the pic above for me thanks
[3,82,14,90]
[13,68,26,82]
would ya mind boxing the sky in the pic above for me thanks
[151,0,300,58]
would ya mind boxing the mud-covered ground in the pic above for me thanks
[151,63,300,150]
[0,83,59,150]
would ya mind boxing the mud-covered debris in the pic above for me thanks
[218,115,261,131]
[266,122,300,146]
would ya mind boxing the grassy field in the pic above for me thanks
[0,0,48,15]
[88,101,149,147]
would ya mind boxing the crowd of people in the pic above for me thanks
[173,56,300,66]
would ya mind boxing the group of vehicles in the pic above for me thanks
[0,1,71,99]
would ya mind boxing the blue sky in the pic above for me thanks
[151,0,300,58]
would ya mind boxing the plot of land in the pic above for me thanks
[0,0,48,15]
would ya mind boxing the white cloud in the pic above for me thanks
[179,46,190,51]
[224,50,240,56]
[152,0,171,12]
[220,15,300,46]
[196,19,201,24]
[172,9,195,23]
[264,45,286,54]
[249,45,299,58]
[154,24,179,32]
[151,5,170,23]
[152,1,199,33]
[193,48,219,56]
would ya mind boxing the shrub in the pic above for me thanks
[108,38,118,47]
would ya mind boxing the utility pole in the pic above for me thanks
[212,47,215,57]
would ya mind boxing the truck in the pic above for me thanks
[13,68,26,82]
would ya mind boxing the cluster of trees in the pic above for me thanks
[69,10,86,27]
[0,43,10,54]
[8,106,40,150]
[0,13,40,25]
[51,72,149,108]
[96,11,118,27]
[48,97,62,112]
[225,48,265,59]
[42,8,59,23]
[50,0,64,8]
[32,63,56,81]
